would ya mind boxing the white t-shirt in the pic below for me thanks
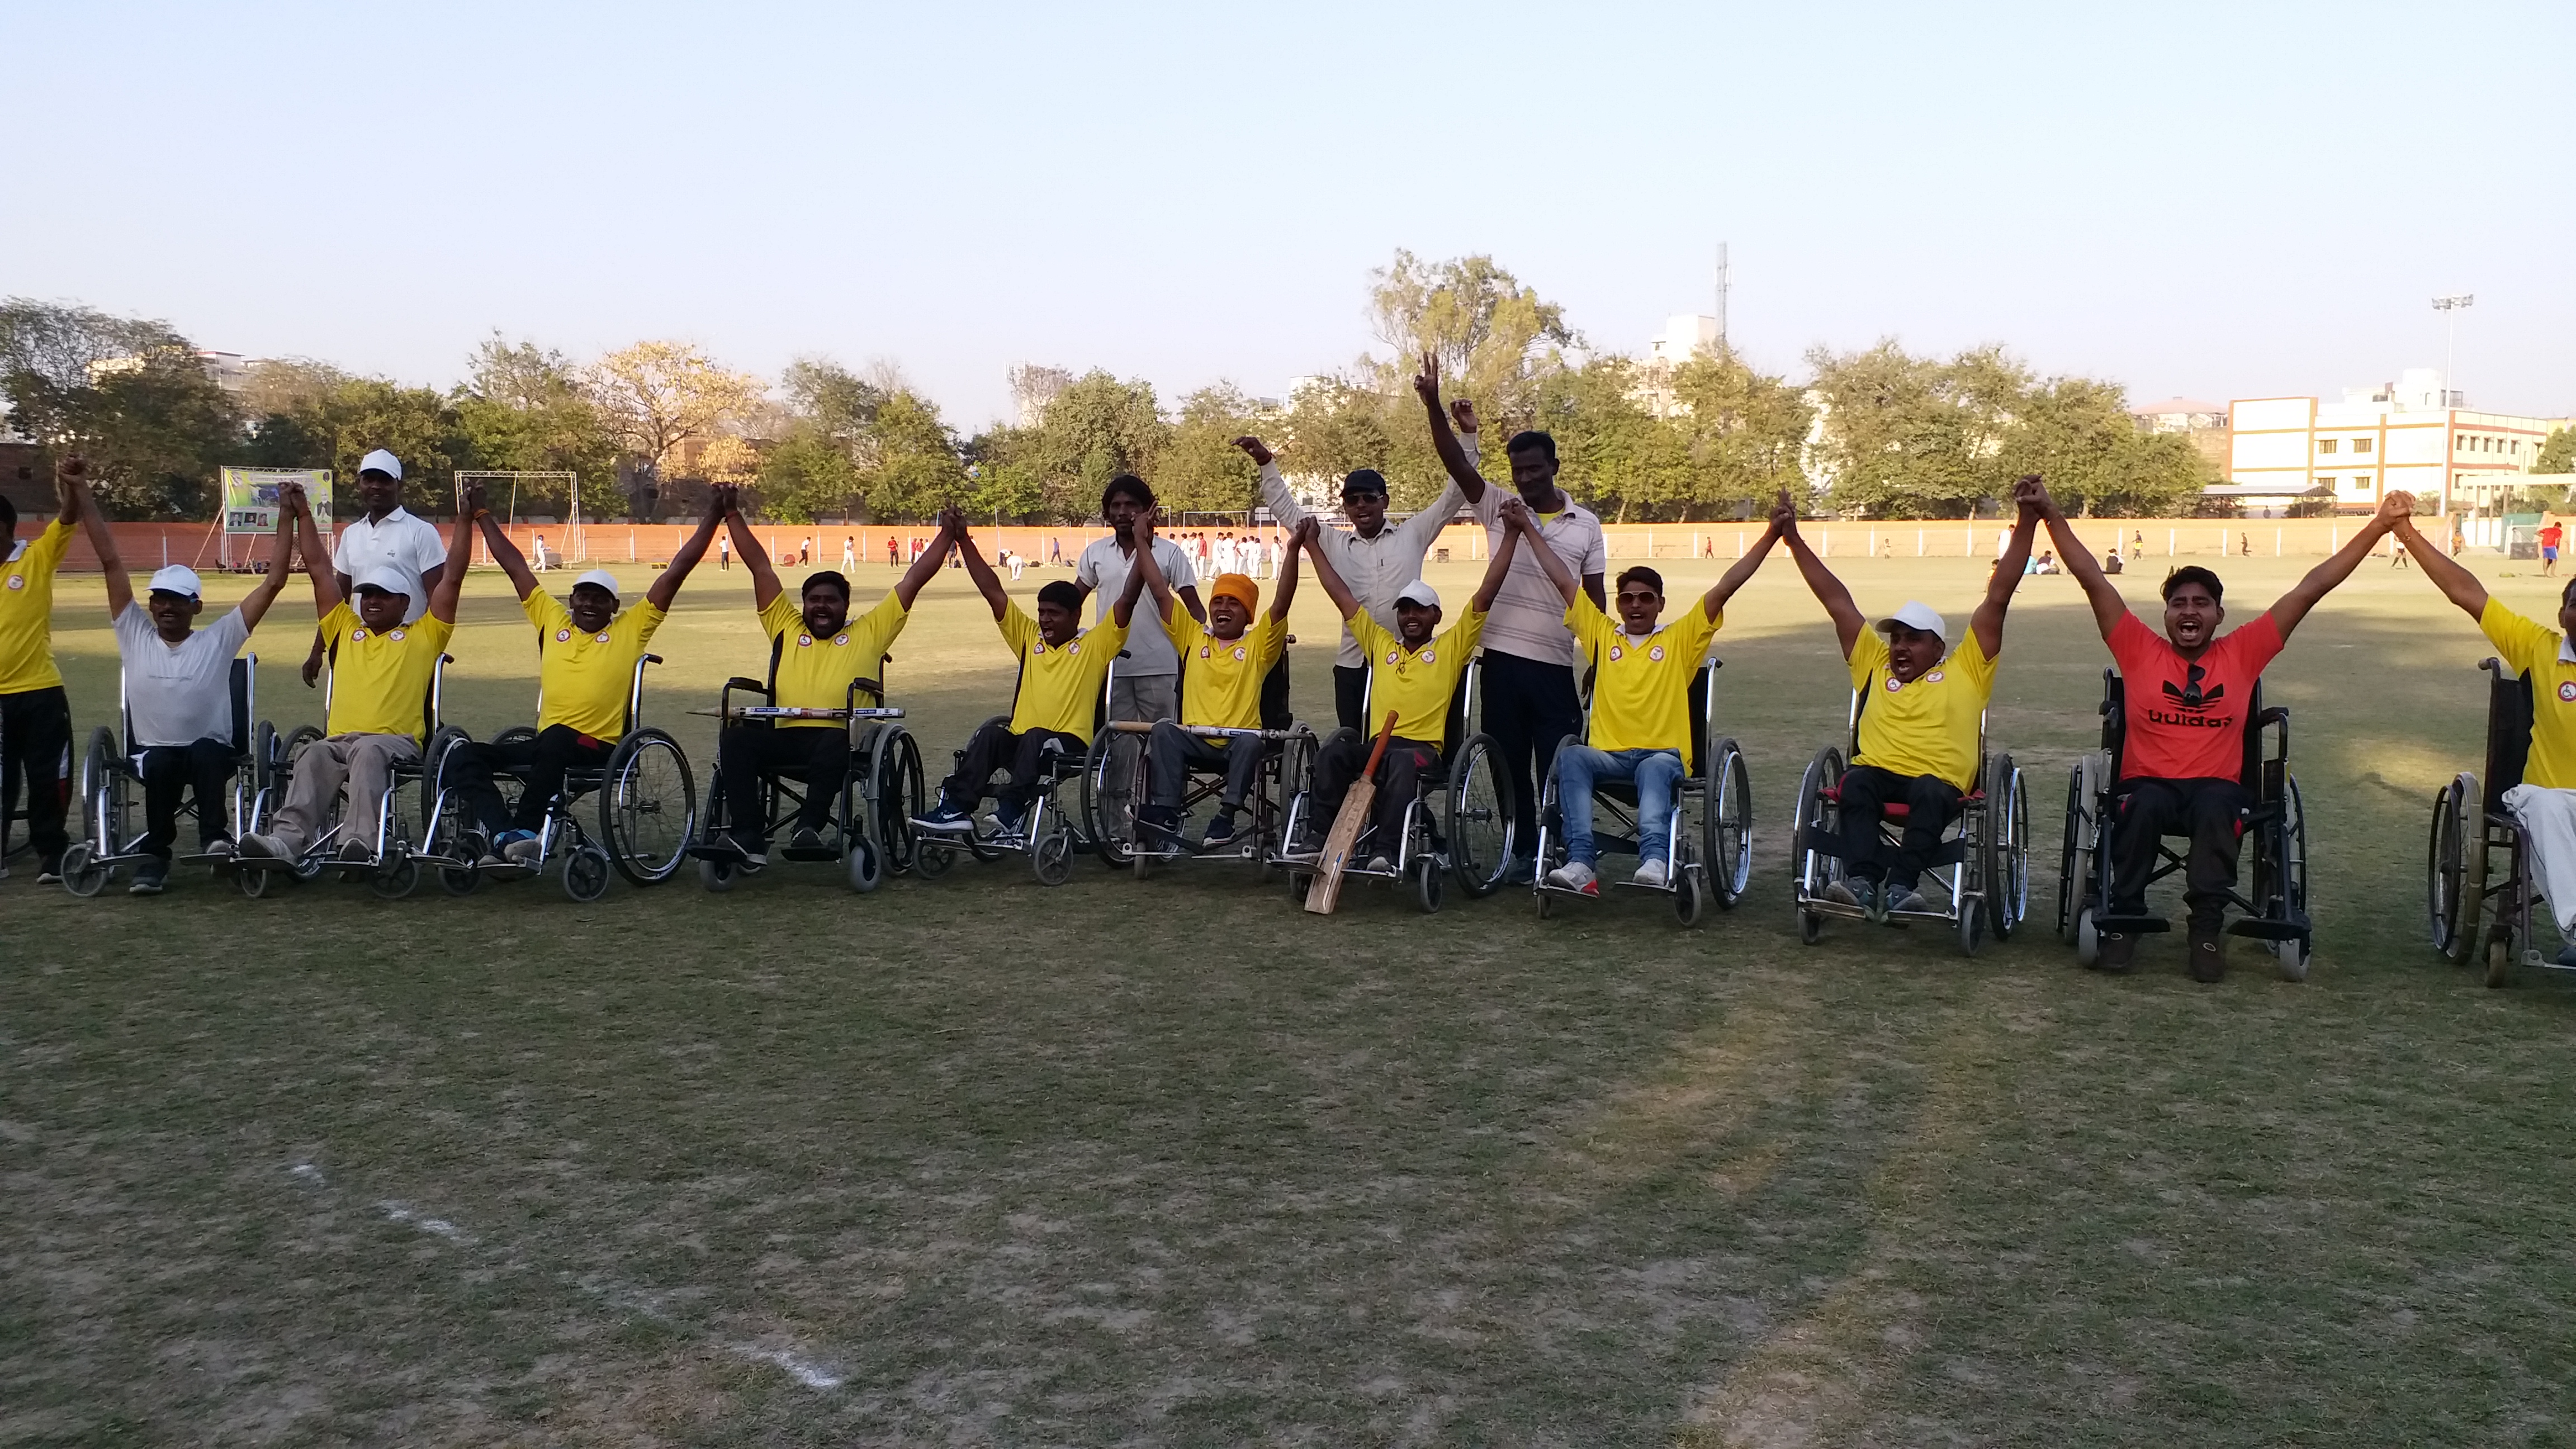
[1471,486,1608,669]
[331,508,446,623]
[1076,535,1197,676]
[115,603,251,748]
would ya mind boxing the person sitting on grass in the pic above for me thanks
[705,502,955,868]
[2385,497,2576,963]
[1780,479,2041,921]
[76,470,300,893]
[1526,503,1786,896]
[445,486,728,874]
[2037,485,2409,980]
[1300,498,1527,872]
[1130,517,1307,851]
[916,505,1150,839]
[243,482,476,865]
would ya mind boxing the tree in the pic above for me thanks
[1366,250,1580,425]
[859,390,965,521]
[1156,384,1265,515]
[454,335,618,510]
[587,340,764,480]
[2536,428,2575,476]
[0,299,240,518]
[1022,370,1169,518]
[1006,363,1073,426]
[1668,348,1813,518]
[2001,377,2205,517]
[754,426,859,524]
[1803,343,2032,518]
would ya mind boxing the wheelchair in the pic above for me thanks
[1274,655,1513,913]
[1532,660,1753,926]
[420,654,697,902]
[2426,657,2560,987]
[55,654,260,896]
[236,651,460,900]
[913,654,1128,888]
[2056,669,2310,979]
[1792,685,2028,957]
[1092,645,1315,880]
[689,661,924,894]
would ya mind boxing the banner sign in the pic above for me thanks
[220,467,333,536]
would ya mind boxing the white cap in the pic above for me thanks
[572,569,621,599]
[1395,580,1441,608]
[357,448,402,480]
[352,565,416,598]
[1874,601,1948,642]
[145,565,202,599]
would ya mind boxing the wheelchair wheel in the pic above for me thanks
[78,726,121,860]
[1957,888,1986,956]
[2428,773,2476,959]
[1446,731,1511,897]
[1084,730,1142,870]
[2058,763,2085,943]
[914,835,957,879]
[2074,908,2100,968]
[1791,743,1845,905]
[564,844,612,903]
[873,727,925,877]
[1033,827,1074,886]
[1673,868,1705,928]
[1706,736,1751,909]
[1798,906,1822,945]
[439,850,482,897]
[423,726,473,842]
[1413,852,1443,913]
[250,719,280,798]
[695,772,735,892]
[1985,756,2027,940]
[602,727,695,886]
[2272,775,2312,983]
[845,835,881,892]
[58,841,110,897]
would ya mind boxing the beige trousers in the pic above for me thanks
[274,732,419,854]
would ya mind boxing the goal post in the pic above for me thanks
[453,471,581,562]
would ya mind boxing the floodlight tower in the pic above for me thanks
[1715,243,1731,352]
[2432,293,2474,408]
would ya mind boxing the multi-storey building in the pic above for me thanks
[2226,368,2569,514]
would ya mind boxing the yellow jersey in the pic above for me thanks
[1848,627,1997,791]
[763,591,908,728]
[1172,599,1286,732]
[0,519,74,694]
[321,602,455,743]
[1568,597,1718,762]
[1348,607,1485,745]
[528,591,664,740]
[2479,599,2576,789]
[1002,603,1127,742]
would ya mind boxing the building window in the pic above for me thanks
[2354,437,2373,453]
[2317,476,2335,489]
[2318,438,2339,454]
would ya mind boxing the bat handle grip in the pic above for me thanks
[1363,712,1398,774]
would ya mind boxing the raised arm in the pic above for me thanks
[1303,520,1362,619]
[1970,479,2045,656]
[1129,513,1178,622]
[477,507,539,602]
[427,486,480,624]
[291,487,342,616]
[1415,353,1490,505]
[1268,520,1307,622]
[238,493,297,631]
[1474,499,1528,613]
[2034,484,2129,641]
[948,507,1010,619]
[61,457,128,617]
[1111,510,1157,628]
[2390,499,2485,618]
[646,485,729,611]
[1772,490,1865,657]
[1522,494,1583,606]
[1240,436,1308,529]
[886,503,955,610]
[727,504,782,610]
[1700,513,1785,622]
[2269,491,2411,639]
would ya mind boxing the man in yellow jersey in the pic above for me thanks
[2384,491,2576,963]
[444,485,730,873]
[1,455,96,883]
[1528,506,1786,894]
[917,505,1150,837]
[1303,498,1529,872]
[243,482,477,864]
[705,500,956,868]
[1781,480,2039,918]
[1130,515,1307,851]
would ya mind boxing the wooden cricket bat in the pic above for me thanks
[1305,713,1398,916]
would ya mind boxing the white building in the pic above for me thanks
[1635,314,1722,419]
[2227,369,2570,514]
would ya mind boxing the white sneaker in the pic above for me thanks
[1363,854,1393,874]
[1630,859,1670,889]
[1545,861,1599,896]
[241,832,288,860]
[503,835,543,866]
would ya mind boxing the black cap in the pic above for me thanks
[1341,468,1389,498]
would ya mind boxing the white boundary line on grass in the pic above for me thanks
[287,1162,845,1393]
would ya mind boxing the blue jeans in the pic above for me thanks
[1556,746,1684,866]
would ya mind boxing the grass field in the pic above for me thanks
[8,544,2576,1447]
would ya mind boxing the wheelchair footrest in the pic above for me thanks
[779,845,840,863]
[2090,913,2170,934]
[2224,917,2308,942]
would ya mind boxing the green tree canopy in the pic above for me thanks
[0,299,240,518]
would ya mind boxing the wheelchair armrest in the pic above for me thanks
[2481,656,2508,683]
[724,676,771,695]
[642,653,664,666]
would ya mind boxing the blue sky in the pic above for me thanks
[8,0,2570,427]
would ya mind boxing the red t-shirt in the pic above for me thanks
[2106,612,2284,782]
[2543,524,2563,550]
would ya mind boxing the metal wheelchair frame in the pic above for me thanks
[56,654,260,896]
[1531,659,1754,927]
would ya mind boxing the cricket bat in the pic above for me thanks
[1305,712,1398,916]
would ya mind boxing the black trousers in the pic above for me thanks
[717,725,850,848]
[1835,764,1962,891]
[138,737,236,858]
[2,685,73,868]
[1313,734,1439,855]
[1333,664,1370,735]
[1478,650,1578,857]
[452,726,613,837]
[941,723,1085,813]
[1146,721,1262,813]
[2110,775,2248,928]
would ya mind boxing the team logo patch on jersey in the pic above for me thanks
[1232,646,1247,661]
[1386,650,1401,665]
[4,575,21,590]
[1420,649,1436,664]
[1609,645,1624,661]
[556,628,572,642]
[1884,676,1903,692]
[1649,645,1665,662]
[1201,645,1211,659]
[797,634,813,647]
[1926,669,1945,683]
[596,632,613,644]
[388,629,406,642]
[350,628,368,641]
[832,633,848,647]
[2559,680,2576,704]
[1069,641,1082,655]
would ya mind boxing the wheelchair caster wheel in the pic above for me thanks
[370,852,420,901]
[1798,907,1822,945]
[2275,936,2312,983]
[913,838,955,879]
[699,856,735,893]
[564,845,612,903]
[846,838,881,894]
[2074,909,2100,968]
[1033,831,1073,886]
[59,844,110,898]
[1413,855,1443,913]
[1673,870,1704,928]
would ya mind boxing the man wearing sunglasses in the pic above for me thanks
[2039,484,2412,979]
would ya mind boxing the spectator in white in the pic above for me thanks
[1416,351,1608,884]
[1074,473,1202,726]
[532,532,551,571]
[1241,423,1466,732]
[842,535,857,570]
[75,496,300,893]
[302,448,443,688]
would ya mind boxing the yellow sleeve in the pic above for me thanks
[1348,612,1395,660]
[757,592,802,641]
[2479,597,2557,676]
[416,614,456,652]
[1674,603,1720,662]
[1088,614,1130,654]
[621,600,666,650]
[1955,629,1999,689]
[320,600,360,645]
[1162,595,1196,641]
[522,590,570,634]
[1562,598,1609,661]
[1251,613,1288,669]
[849,591,908,670]
[1000,602,1038,657]
[1449,606,1487,658]
[1848,627,1890,688]
[31,518,74,567]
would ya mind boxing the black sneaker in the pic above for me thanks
[1200,813,1240,851]
[787,825,827,852]
[2189,924,2227,983]
[130,859,169,896]
[912,802,973,835]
